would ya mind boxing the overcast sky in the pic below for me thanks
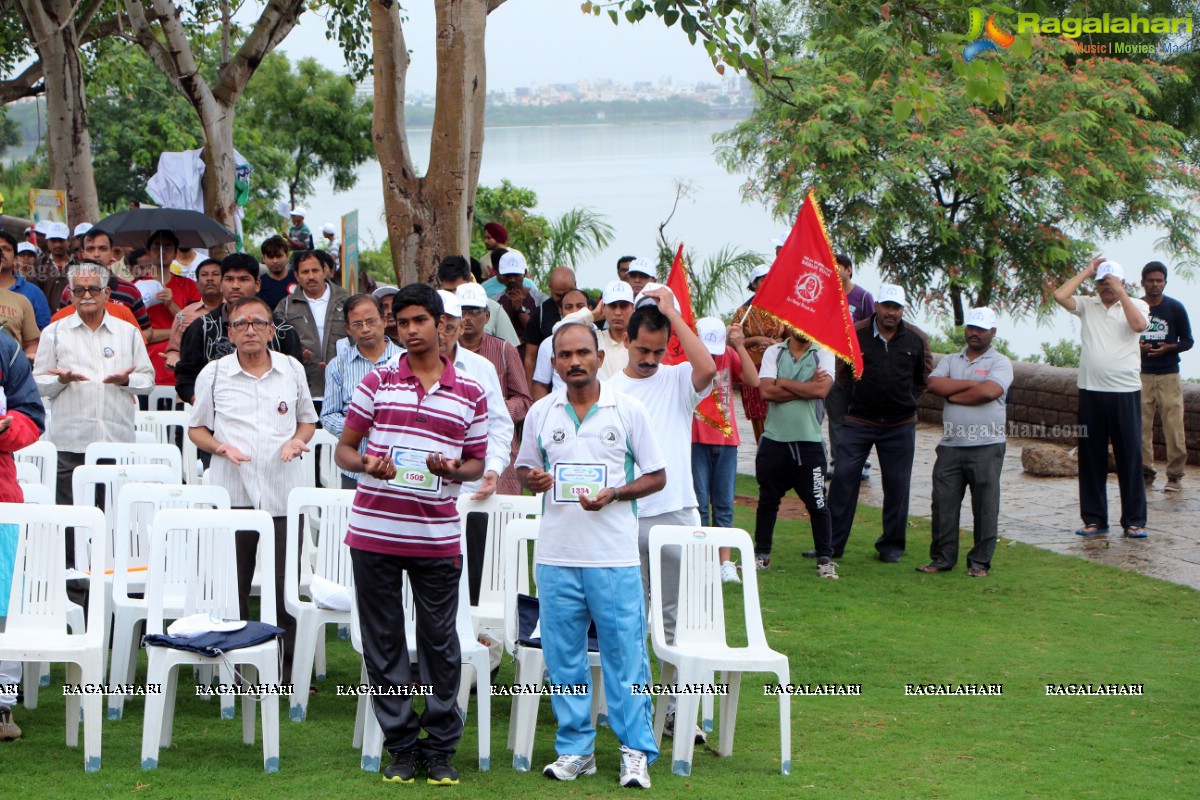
[275,2,723,93]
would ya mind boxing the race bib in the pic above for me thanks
[553,462,608,504]
[389,446,442,494]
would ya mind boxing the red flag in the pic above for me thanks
[662,243,732,437]
[750,191,863,376]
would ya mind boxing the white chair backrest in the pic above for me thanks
[284,487,356,612]
[145,508,276,635]
[147,385,181,411]
[308,428,339,488]
[502,518,541,654]
[0,503,106,638]
[647,526,768,651]
[20,484,55,504]
[457,494,541,608]
[85,441,183,482]
[135,410,190,447]
[113,482,233,601]
[15,461,38,484]
[15,440,56,493]
[71,464,178,573]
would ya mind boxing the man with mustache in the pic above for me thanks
[921,307,1013,578]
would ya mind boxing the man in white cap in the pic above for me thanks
[494,250,539,347]
[921,307,1012,578]
[1054,256,1150,538]
[624,258,654,296]
[691,316,758,583]
[320,222,340,263]
[607,283,715,743]
[828,284,932,563]
[557,279,635,380]
[72,222,93,256]
[286,207,314,251]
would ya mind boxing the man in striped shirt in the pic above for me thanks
[334,284,488,786]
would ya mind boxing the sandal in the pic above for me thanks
[1074,524,1109,537]
[1123,527,1148,539]
[967,567,988,578]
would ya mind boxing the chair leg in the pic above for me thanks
[652,660,677,747]
[261,674,280,772]
[716,670,741,757]
[161,663,179,748]
[670,671,702,777]
[82,655,104,772]
[361,698,384,772]
[108,608,143,720]
[776,668,791,776]
[314,623,327,680]
[455,663,472,717]
[23,662,41,710]
[474,660,491,772]
[141,657,172,769]
[510,651,544,771]
[352,662,368,749]
[590,660,607,728]
[218,661,236,719]
[64,661,81,748]
[289,616,318,722]
[242,663,258,745]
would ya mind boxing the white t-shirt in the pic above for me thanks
[607,362,711,517]
[516,383,665,567]
[1069,295,1149,392]
[533,340,565,393]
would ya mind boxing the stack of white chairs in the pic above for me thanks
[502,518,606,772]
[15,440,56,496]
[139,508,282,772]
[455,494,541,640]
[107,482,232,721]
[146,385,181,411]
[85,441,183,483]
[647,525,791,777]
[0,504,107,771]
[283,487,356,721]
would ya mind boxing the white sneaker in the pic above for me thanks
[818,561,839,580]
[543,753,597,780]
[720,560,741,584]
[618,745,651,788]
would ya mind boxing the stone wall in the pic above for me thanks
[917,354,1200,465]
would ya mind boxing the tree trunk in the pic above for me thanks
[199,103,237,256]
[19,0,100,226]
[950,283,964,327]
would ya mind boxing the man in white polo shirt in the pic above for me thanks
[1054,257,1150,538]
[517,321,666,788]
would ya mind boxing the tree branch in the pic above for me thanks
[0,60,44,104]
[211,0,305,105]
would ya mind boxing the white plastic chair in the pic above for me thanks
[15,439,56,494]
[283,487,355,721]
[647,525,791,777]
[107,482,232,720]
[456,494,541,639]
[0,504,107,771]
[146,385,181,411]
[85,441,183,483]
[502,519,606,772]
[15,461,39,484]
[134,409,190,446]
[139,508,282,772]
[351,533,492,772]
[20,483,55,504]
[308,428,339,488]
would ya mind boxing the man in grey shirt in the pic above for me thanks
[922,308,1013,578]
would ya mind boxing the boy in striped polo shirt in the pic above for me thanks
[334,284,488,786]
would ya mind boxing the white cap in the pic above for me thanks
[372,285,398,300]
[74,222,93,237]
[34,220,53,235]
[696,317,727,356]
[1095,260,1124,282]
[627,258,654,277]
[965,307,998,330]
[633,282,677,311]
[770,231,790,248]
[877,283,907,307]
[46,222,70,240]
[748,264,771,288]
[321,222,336,236]
[601,280,635,305]
[16,242,38,255]
[290,206,307,218]
[456,282,489,308]
[437,289,462,318]
[497,250,527,275]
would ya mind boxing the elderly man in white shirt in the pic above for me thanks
[34,263,155,503]
[188,295,318,682]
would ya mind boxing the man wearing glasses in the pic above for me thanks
[33,264,155,504]
[188,296,318,682]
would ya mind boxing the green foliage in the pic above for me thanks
[1032,337,1083,368]
[716,18,1200,323]
[0,155,49,219]
[0,110,18,158]
[358,237,396,284]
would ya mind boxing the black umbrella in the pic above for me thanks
[93,208,236,250]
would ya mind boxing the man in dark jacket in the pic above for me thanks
[828,284,933,562]
[174,253,305,405]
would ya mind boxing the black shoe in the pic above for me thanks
[384,750,420,783]
[878,553,902,563]
[426,754,460,786]
[802,549,817,558]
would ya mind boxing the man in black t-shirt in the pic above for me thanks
[1139,261,1193,492]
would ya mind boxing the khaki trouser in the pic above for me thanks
[1141,372,1187,479]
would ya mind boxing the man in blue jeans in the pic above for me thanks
[828,285,933,562]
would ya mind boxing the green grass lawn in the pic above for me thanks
[5,475,1198,798]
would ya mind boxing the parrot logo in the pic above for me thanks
[962,8,1015,61]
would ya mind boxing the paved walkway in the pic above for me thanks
[735,419,1200,590]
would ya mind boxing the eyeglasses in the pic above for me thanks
[347,317,383,330]
[461,307,487,317]
[71,286,106,297]
[229,318,273,332]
